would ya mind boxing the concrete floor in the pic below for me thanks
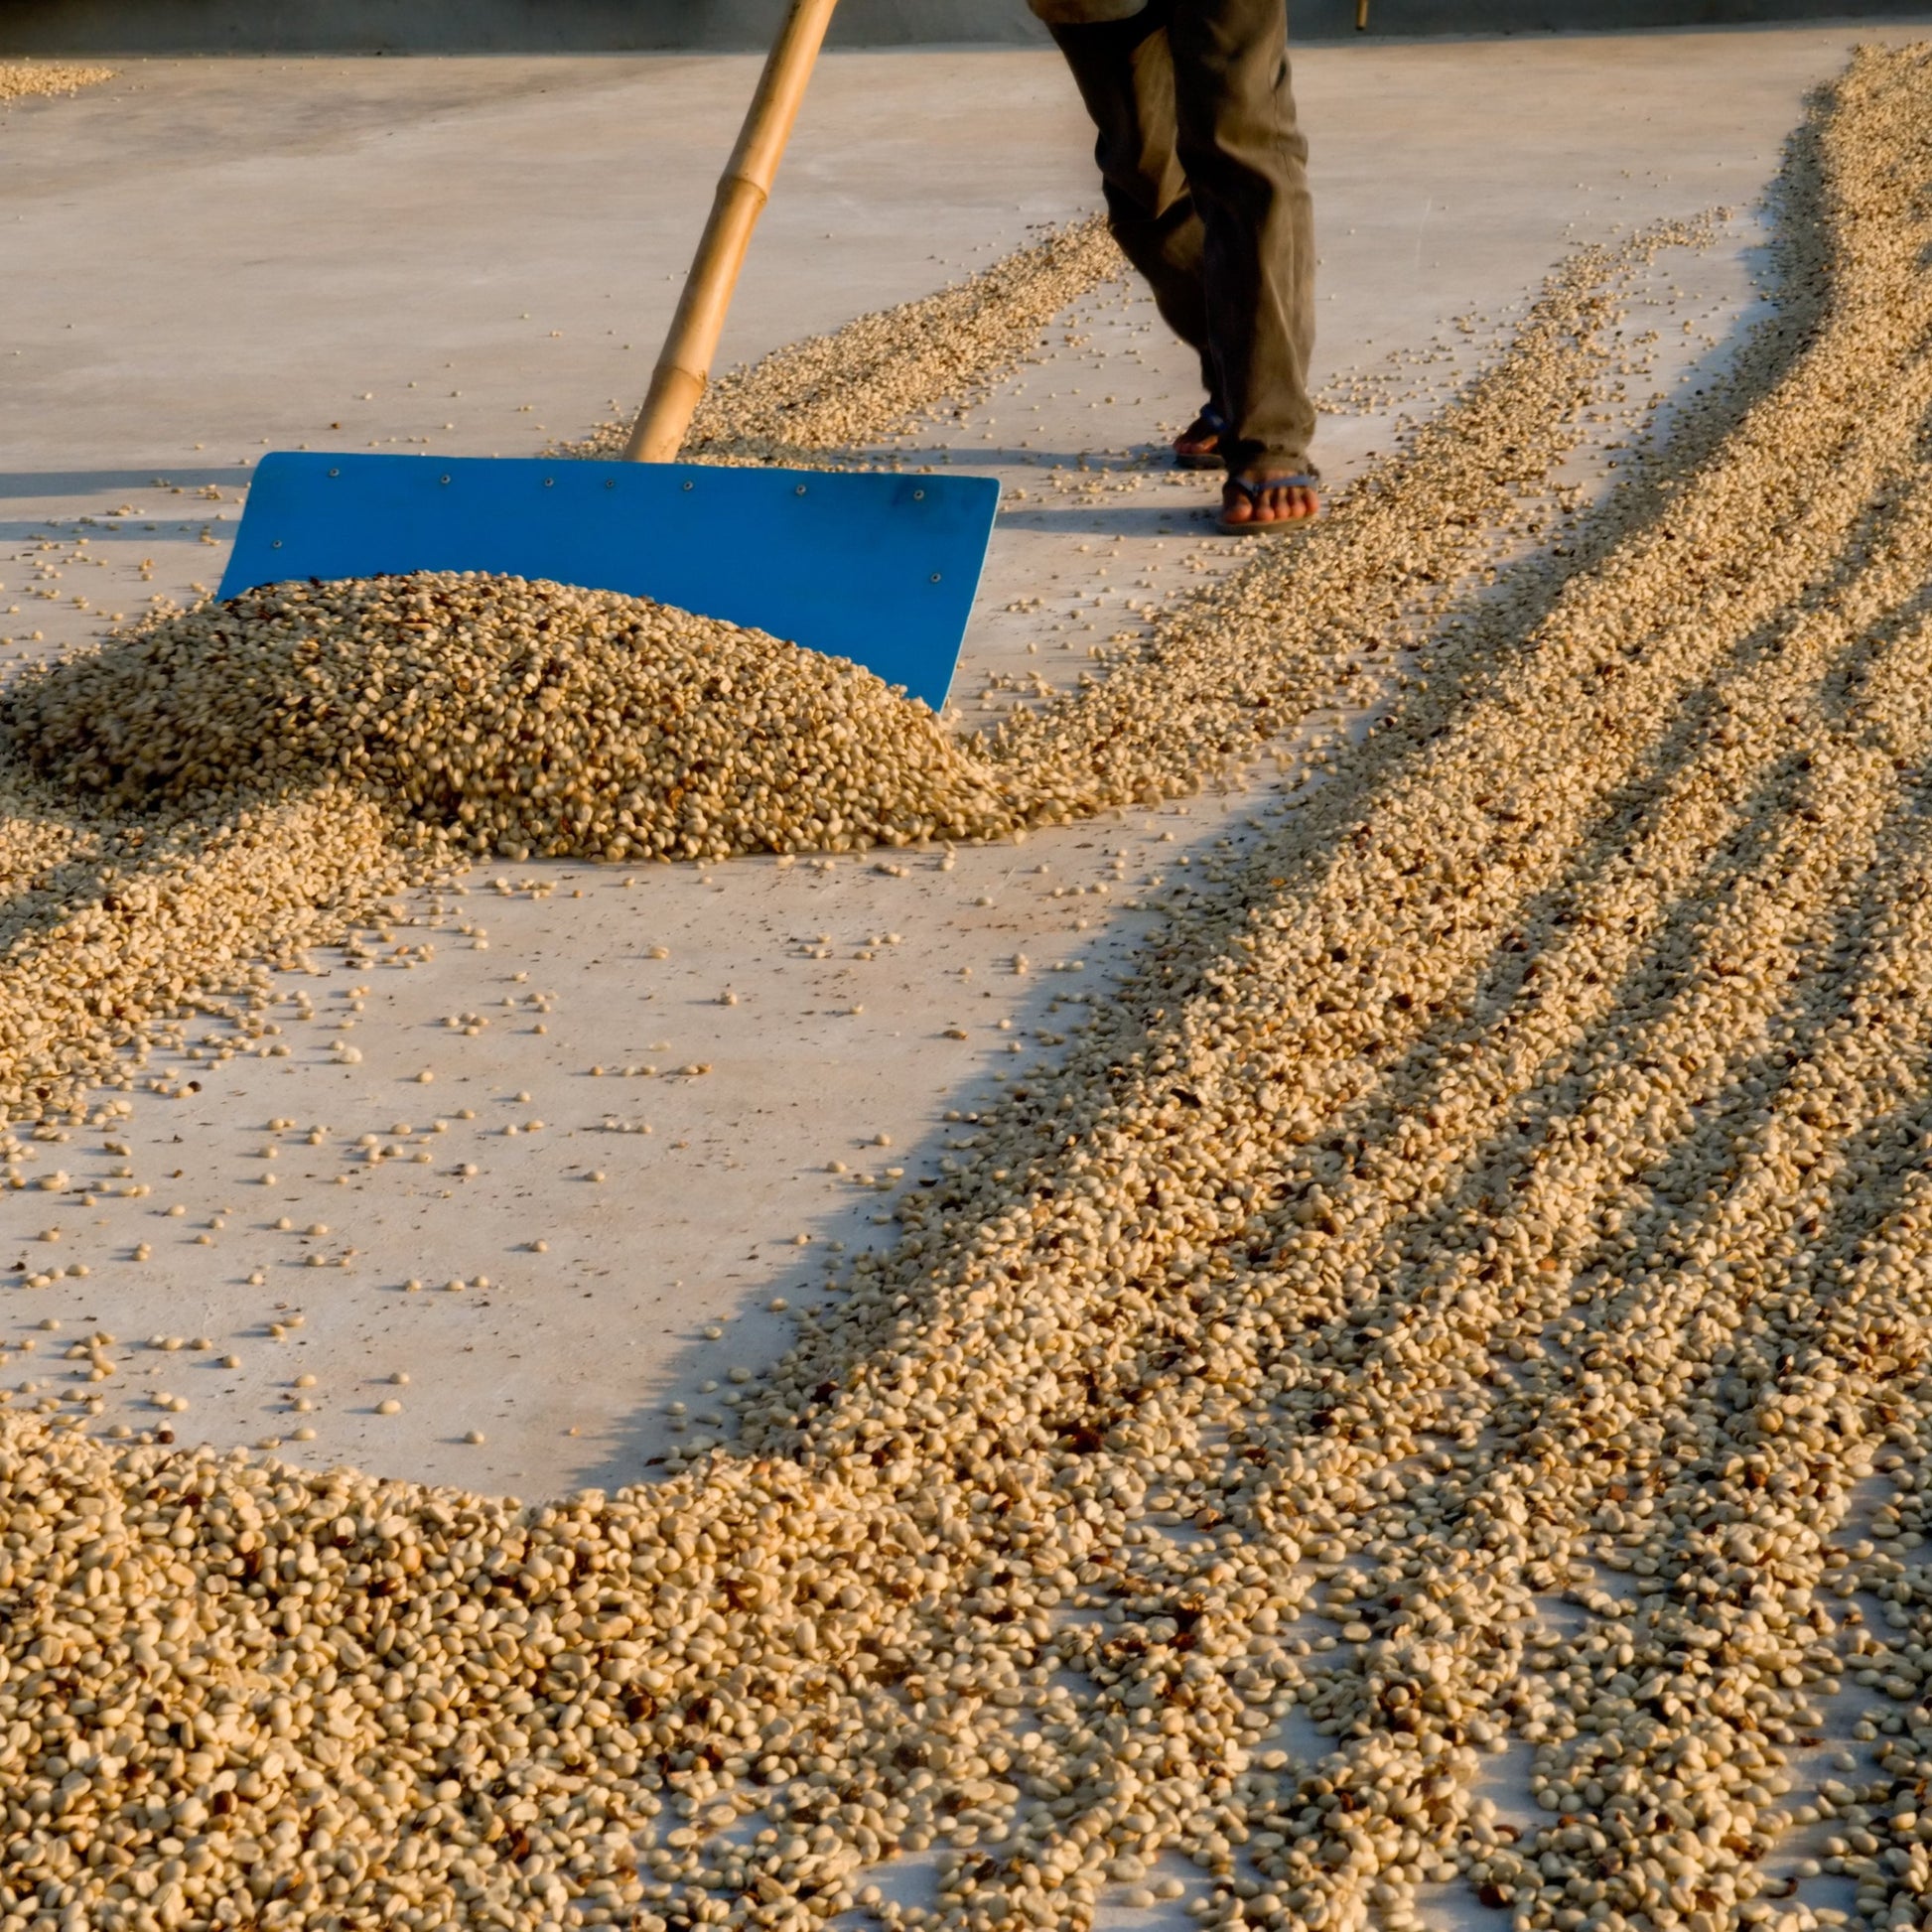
[3,22,1929,1499]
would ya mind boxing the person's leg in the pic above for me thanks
[1165,0,1317,525]
[1048,5,1219,415]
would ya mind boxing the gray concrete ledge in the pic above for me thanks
[4,0,1930,53]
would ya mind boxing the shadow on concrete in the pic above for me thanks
[0,523,223,543]
[0,470,248,498]
[994,500,1225,535]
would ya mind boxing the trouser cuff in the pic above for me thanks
[1225,445,1319,480]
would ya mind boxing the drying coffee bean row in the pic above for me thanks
[560,216,1124,466]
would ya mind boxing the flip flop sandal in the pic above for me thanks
[1217,474,1320,536]
[1173,405,1228,471]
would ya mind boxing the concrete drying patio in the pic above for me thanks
[2,20,1927,1498]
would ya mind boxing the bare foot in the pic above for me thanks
[1173,407,1226,470]
[1219,472,1319,531]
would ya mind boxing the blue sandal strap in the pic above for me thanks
[1227,473,1319,499]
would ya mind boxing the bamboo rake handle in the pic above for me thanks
[622,0,840,463]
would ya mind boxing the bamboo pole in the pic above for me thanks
[622,0,840,464]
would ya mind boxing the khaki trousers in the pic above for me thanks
[1049,0,1315,476]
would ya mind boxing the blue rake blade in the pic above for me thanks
[216,452,1001,713]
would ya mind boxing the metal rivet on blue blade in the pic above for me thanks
[682,481,694,491]
[271,540,283,549]
[795,484,807,495]
[912,489,925,500]
[440,476,451,485]
[930,573,942,583]
[328,469,340,479]
[604,479,616,489]
[543,478,555,488]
